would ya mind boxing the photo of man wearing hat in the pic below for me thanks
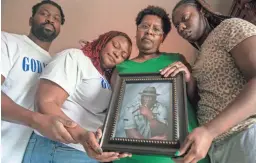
[123,86,168,140]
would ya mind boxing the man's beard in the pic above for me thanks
[31,21,58,42]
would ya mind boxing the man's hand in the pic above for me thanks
[79,128,132,162]
[32,113,78,144]
[140,105,153,120]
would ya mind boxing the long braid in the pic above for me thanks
[172,0,232,49]
[81,31,132,82]
[197,0,231,28]
[173,0,231,28]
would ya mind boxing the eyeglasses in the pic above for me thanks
[137,23,164,35]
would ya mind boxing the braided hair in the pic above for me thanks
[173,0,231,29]
[172,0,232,49]
[81,31,132,82]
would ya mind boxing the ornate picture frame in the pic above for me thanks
[100,72,188,156]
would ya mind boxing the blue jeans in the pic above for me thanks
[22,132,99,163]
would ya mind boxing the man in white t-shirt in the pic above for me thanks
[1,1,78,163]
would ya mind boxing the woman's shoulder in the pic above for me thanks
[215,18,256,34]
[211,18,256,51]
[56,48,83,57]
[221,18,253,26]
[54,48,91,62]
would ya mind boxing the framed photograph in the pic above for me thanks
[100,72,188,156]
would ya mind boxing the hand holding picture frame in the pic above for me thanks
[100,72,188,156]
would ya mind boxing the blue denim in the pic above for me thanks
[22,132,99,163]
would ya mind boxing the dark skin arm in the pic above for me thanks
[149,119,167,136]
[36,79,91,144]
[139,105,167,136]
[125,128,144,139]
[1,75,40,126]
[37,79,124,162]
[124,106,145,139]
[177,36,256,163]
[125,105,167,139]
[1,75,77,144]
[125,120,167,139]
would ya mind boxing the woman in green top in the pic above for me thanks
[114,6,209,163]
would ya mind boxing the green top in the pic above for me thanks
[115,53,210,163]
[117,53,180,73]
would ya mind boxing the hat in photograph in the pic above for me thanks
[139,87,160,96]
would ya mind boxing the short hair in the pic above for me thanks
[136,6,171,37]
[32,0,65,25]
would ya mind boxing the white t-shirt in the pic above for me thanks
[1,32,51,163]
[37,48,112,151]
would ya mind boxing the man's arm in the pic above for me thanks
[0,33,41,126]
[123,106,145,139]
[125,118,166,138]
[148,118,167,136]
[1,75,78,144]
[125,128,144,139]
[140,105,167,136]
[2,75,42,127]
